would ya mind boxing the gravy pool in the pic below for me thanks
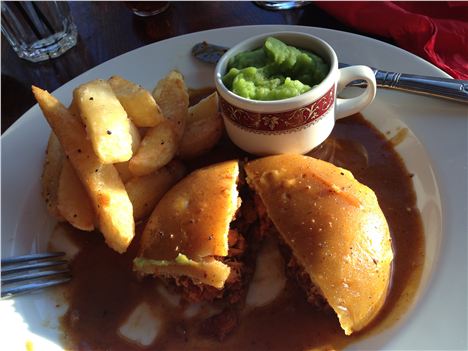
[55,113,425,351]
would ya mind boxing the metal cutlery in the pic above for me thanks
[1,252,71,299]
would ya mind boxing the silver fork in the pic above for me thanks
[1,252,71,299]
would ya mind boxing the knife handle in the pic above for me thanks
[374,71,468,103]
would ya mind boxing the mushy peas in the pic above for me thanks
[222,37,329,100]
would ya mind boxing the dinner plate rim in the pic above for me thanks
[1,24,466,351]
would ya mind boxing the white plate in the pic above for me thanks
[1,25,467,350]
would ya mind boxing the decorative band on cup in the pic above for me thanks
[220,85,335,135]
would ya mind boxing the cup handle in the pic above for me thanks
[335,66,377,120]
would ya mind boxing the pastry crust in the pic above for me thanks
[135,160,239,288]
[245,154,393,335]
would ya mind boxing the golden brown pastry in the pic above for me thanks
[133,160,240,289]
[245,154,394,335]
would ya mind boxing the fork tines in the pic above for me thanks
[1,252,71,299]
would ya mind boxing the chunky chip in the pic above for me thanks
[178,117,223,159]
[41,132,65,221]
[114,121,142,182]
[73,79,133,164]
[57,159,95,231]
[152,70,189,141]
[126,160,186,221]
[186,91,219,124]
[128,120,178,177]
[179,92,222,159]
[109,75,165,128]
[33,86,135,253]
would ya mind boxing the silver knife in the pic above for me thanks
[192,42,468,104]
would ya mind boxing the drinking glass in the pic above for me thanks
[125,1,170,17]
[1,1,78,62]
[254,1,311,10]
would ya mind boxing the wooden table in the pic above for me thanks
[1,1,393,133]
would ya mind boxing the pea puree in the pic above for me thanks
[222,37,329,100]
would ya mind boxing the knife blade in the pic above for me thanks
[192,42,468,104]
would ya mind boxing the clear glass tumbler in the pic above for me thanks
[124,1,170,17]
[1,1,78,62]
[254,1,311,11]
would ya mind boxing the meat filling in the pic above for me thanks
[254,195,329,310]
[284,252,329,309]
[169,228,249,304]
[165,186,328,341]
[253,194,271,240]
[159,187,263,341]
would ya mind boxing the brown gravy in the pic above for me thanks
[56,113,425,351]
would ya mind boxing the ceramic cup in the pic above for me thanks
[214,31,377,155]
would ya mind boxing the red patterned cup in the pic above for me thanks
[214,32,376,155]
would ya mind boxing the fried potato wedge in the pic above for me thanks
[178,92,222,159]
[73,80,133,164]
[33,86,135,253]
[41,132,65,220]
[114,121,141,182]
[178,116,223,159]
[68,97,79,119]
[126,160,186,222]
[186,91,219,124]
[109,75,164,128]
[57,159,95,231]
[152,70,189,141]
[128,120,178,177]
